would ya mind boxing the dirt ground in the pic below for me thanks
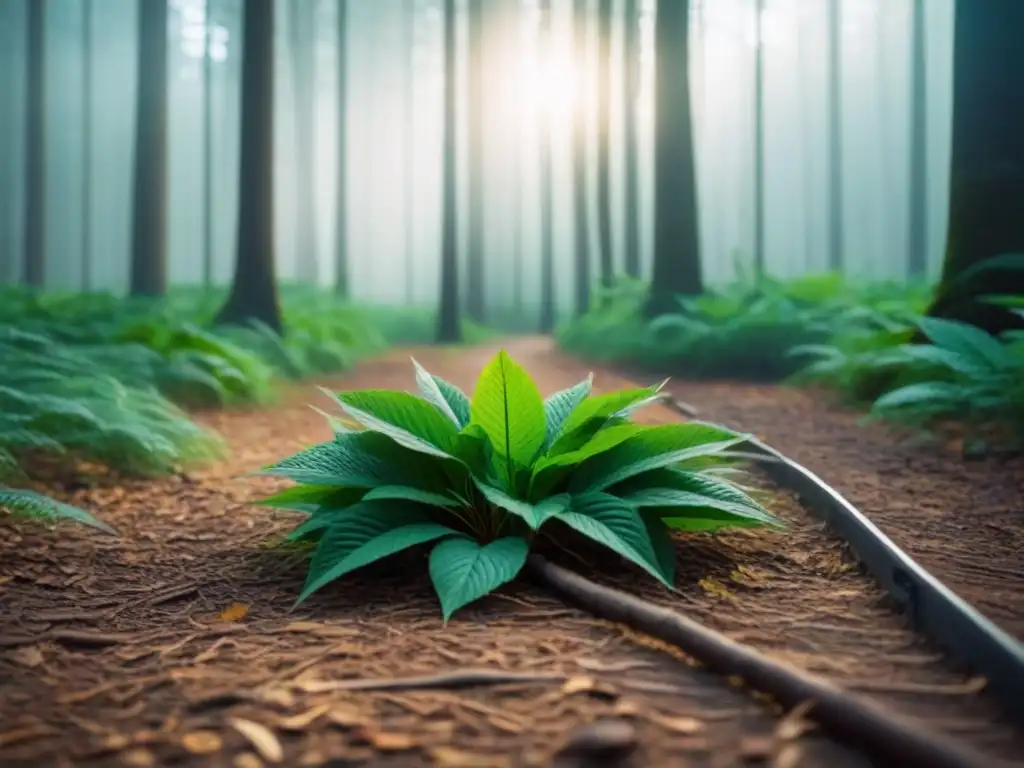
[1,339,1021,766]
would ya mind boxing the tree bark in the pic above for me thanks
[465,0,486,322]
[825,0,843,272]
[644,0,701,317]
[215,0,283,333]
[24,0,45,288]
[130,0,169,296]
[622,0,641,279]
[594,0,614,298]
[538,0,556,333]
[334,0,349,296]
[906,0,928,279]
[929,0,1024,333]
[571,0,591,315]
[290,0,319,284]
[436,0,461,343]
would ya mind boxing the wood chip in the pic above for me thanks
[234,753,264,768]
[277,704,331,731]
[431,746,512,767]
[776,700,816,742]
[9,645,45,668]
[182,730,223,755]
[650,714,704,735]
[228,719,283,763]
[370,731,418,751]
[120,748,156,766]
[575,657,654,673]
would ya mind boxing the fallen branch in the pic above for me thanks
[527,554,994,768]
[294,669,566,694]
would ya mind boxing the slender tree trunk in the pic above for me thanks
[334,0,349,296]
[130,0,169,296]
[825,0,843,272]
[644,0,701,317]
[929,0,1024,334]
[465,0,486,322]
[571,0,591,315]
[436,0,461,343]
[622,0,641,279]
[290,0,318,284]
[202,0,215,289]
[24,0,45,287]
[215,0,283,332]
[403,0,416,304]
[906,0,928,278]
[538,0,556,333]
[82,0,93,290]
[594,0,614,298]
[753,0,765,280]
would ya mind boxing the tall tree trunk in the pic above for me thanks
[929,0,1024,333]
[644,0,701,317]
[594,0,614,298]
[906,0,928,278]
[753,0,765,279]
[130,0,169,296]
[290,0,318,283]
[24,0,45,287]
[82,0,93,290]
[465,0,486,322]
[825,0,843,272]
[403,0,416,303]
[202,0,215,289]
[215,0,283,332]
[334,0,348,296]
[622,0,641,279]
[538,0,556,333]
[436,0,461,343]
[571,0,591,315]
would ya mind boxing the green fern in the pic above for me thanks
[0,487,117,534]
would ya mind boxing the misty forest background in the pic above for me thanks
[0,0,956,330]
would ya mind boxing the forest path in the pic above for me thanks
[0,337,1019,766]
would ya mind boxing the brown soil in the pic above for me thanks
[1,339,1020,766]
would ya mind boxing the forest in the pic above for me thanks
[1,1,1022,766]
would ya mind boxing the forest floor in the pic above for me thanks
[1,338,1022,767]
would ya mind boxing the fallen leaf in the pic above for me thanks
[370,731,417,751]
[228,718,283,763]
[277,704,331,731]
[182,730,222,755]
[576,658,654,673]
[431,747,512,767]
[9,646,44,668]
[650,714,704,735]
[216,603,249,622]
[234,753,264,768]
[121,748,156,766]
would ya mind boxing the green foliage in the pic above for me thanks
[259,351,782,620]
[0,487,116,534]
[557,275,928,381]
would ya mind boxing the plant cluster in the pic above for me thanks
[259,352,781,620]
[557,274,927,381]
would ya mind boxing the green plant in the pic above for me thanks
[258,351,782,620]
[1,487,116,534]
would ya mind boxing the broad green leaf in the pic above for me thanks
[469,351,547,469]
[452,423,494,479]
[640,513,676,583]
[259,431,448,492]
[554,494,671,587]
[530,423,643,498]
[298,503,456,602]
[0,487,117,535]
[474,478,569,529]
[916,317,1013,370]
[363,485,460,508]
[412,358,470,427]
[569,422,745,493]
[551,387,658,453]
[626,487,782,527]
[616,467,770,511]
[542,376,593,449]
[335,390,460,458]
[257,484,365,514]
[662,514,766,531]
[429,535,530,620]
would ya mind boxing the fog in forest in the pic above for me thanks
[0,0,954,328]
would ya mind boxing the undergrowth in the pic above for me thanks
[258,351,781,620]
